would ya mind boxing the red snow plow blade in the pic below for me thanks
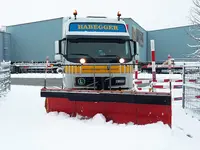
[40,88,172,127]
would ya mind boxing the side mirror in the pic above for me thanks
[129,39,138,56]
[133,41,137,56]
[55,40,61,55]
[54,38,66,61]
[55,40,61,61]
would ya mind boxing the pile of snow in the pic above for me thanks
[0,85,199,150]
[0,61,11,68]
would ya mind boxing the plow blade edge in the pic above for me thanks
[41,88,171,127]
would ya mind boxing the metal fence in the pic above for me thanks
[10,61,183,74]
[11,61,64,74]
[182,65,200,119]
[0,61,11,97]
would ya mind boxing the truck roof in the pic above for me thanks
[67,17,126,24]
[64,17,130,37]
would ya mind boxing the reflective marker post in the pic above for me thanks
[44,56,49,88]
[135,54,138,80]
[151,40,156,82]
[151,40,156,92]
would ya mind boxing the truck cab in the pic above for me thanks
[56,11,137,90]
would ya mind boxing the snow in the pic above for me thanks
[11,72,182,79]
[11,73,63,78]
[1,72,200,150]
[0,84,200,150]
[137,72,182,80]
[172,101,200,140]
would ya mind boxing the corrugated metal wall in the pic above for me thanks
[0,32,11,61]
[6,16,198,63]
[6,18,63,62]
[6,17,148,62]
[147,26,198,62]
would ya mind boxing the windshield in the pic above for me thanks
[66,38,132,63]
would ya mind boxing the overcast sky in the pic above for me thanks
[0,0,194,30]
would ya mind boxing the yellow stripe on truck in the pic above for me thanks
[64,65,133,74]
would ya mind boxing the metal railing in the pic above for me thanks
[0,61,11,97]
[10,60,187,74]
[44,63,134,91]
[11,61,61,74]
[182,64,200,119]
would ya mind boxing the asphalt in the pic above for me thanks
[11,78,62,87]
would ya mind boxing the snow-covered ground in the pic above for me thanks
[11,73,63,78]
[137,73,182,80]
[0,84,200,150]
[11,72,182,79]
[1,73,200,149]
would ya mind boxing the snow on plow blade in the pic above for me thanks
[40,88,171,127]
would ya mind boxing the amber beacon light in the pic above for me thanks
[117,11,121,21]
[73,10,78,19]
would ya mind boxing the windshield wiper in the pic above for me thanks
[69,53,97,63]
[99,54,120,59]
[98,54,122,63]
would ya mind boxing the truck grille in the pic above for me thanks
[75,77,126,90]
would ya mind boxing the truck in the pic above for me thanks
[41,10,172,127]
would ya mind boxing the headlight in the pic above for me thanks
[80,58,86,64]
[119,58,125,63]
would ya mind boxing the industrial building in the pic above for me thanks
[0,16,198,63]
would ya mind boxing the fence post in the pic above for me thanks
[168,54,173,97]
[8,63,11,91]
[151,40,156,92]
[151,40,156,82]
[182,63,185,109]
[44,56,49,88]
[134,54,139,80]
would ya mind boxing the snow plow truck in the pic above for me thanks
[40,10,172,127]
